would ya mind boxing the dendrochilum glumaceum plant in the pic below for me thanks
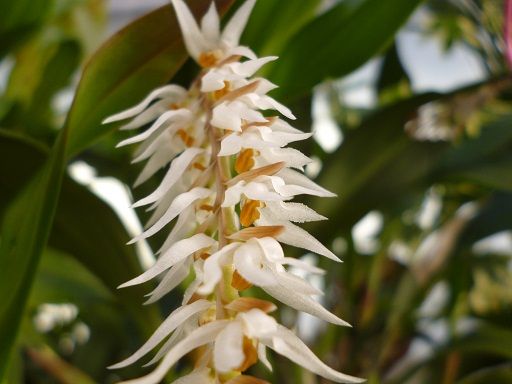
[103,1,363,383]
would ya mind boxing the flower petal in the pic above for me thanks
[109,300,212,369]
[255,237,284,262]
[253,95,296,120]
[256,211,340,262]
[120,234,215,287]
[231,56,278,77]
[117,320,228,384]
[281,257,325,275]
[130,187,211,242]
[201,68,233,92]
[133,148,203,208]
[221,0,256,47]
[266,326,364,383]
[261,202,327,223]
[198,243,240,295]
[257,343,272,371]
[263,285,349,327]
[270,265,321,296]
[102,85,185,124]
[276,168,336,197]
[201,2,220,44]
[238,309,278,339]
[135,151,176,188]
[212,101,266,131]
[223,181,284,207]
[120,100,171,131]
[233,241,278,287]
[157,206,196,254]
[214,321,244,373]
[171,0,208,59]
[117,109,190,147]
[227,45,257,60]
[144,258,191,304]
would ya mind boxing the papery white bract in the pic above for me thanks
[103,1,363,383]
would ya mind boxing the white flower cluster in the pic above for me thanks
[104,1,363,383]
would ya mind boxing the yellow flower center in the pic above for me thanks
[231,270,252,291]
[177,128,194,147]
[235,148,256,173]
[240,199,263,227]
[199,50,221,68]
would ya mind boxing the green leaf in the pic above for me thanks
[49,176,161,337]
[5,37,81,138]
[0,130,161,339]
[241,0,322,56]
[437,114,512,191]
[267,0,424,100]
[457,363,512,384]
[458,192,512,247]
[28,248,113,309]
[0,126,68,379]
[376,42,412,104]
[0,130,47,217]
[65,0,234,157]
[0,0,52,57]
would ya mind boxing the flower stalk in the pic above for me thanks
[103,1,364,383]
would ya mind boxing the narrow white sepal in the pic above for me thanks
[256,212,340,262]
[117,109,190,148]
[102,85,185,124]
[144,259,191,305]
[116,320,228,384]
[263,285,350,327]
[108,300,212,369]
[129,187,211,242]
[262,202,327,223]
[266,326,364,383]
[221,0,256,47]
[119,234,215,288]
[277,168,336,197]
[201,2,220,44]
[133,148,203,208]
[258,343,272,371]
[171,0,208,60]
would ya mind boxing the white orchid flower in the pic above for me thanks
[116,309,363,384]
[102,84,187,129]
[104,0,363,382]
[196,237,348,326]
[172,0,257,65]
[201,56,278,92]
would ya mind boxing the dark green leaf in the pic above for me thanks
[457,363,512,384]
[0,0,52,57]
[267,0,423,100]
[0,131,161,340]
[241,0,322,56]
[377,42,412,104]
[28,248,113,307]
[0,125,67,379]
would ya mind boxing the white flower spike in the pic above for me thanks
[104,1,363,383]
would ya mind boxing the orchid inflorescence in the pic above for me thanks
[103,1,363,383]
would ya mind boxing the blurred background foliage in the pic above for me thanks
[0,0,511,383]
